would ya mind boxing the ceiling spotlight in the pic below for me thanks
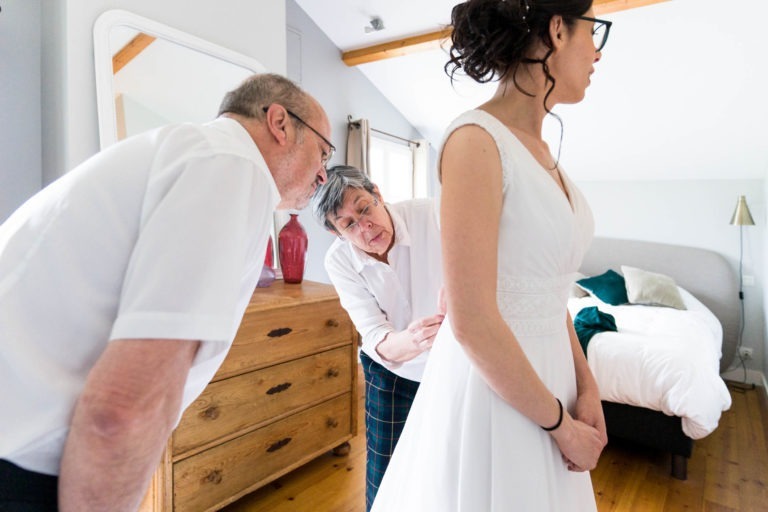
[365,16,385,33]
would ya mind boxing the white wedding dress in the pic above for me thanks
[371,110,597,512]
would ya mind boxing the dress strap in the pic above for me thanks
[438,110,516,192]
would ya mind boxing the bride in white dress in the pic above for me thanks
[371,1,612,510]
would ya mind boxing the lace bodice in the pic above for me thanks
[443,110,594,337]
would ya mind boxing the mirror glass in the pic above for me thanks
[109,26,255,141]
[93,10,281,269]
[93,9,266,148]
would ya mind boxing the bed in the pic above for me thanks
[570,237,738,480]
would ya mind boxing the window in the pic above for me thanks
[368,134,428,204]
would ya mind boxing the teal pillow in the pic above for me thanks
[576,270,628,305]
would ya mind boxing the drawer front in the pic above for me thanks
[214,299,352,380]
[173,346,352,456]
[173,394,352,512]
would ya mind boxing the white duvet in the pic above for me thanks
[567,288,732,439]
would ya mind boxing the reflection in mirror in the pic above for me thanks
[93,9,266,148]
[110,27,256,141]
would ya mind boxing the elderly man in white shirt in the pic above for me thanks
[312,165,444,511]
[0,73,333,511]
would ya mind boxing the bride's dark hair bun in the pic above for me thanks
[445,0,592,83]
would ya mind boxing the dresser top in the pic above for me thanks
[244,280,339,313]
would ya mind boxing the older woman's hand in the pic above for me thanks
[375,314,445,366]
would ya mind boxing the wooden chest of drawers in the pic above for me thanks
[140,281,358,511]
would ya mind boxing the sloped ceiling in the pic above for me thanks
[295,0,768,181]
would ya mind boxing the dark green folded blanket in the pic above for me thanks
[573,306,617,357]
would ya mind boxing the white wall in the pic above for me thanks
[0,0,42,221]
[286,0,434,284]
[578,179,766,375]
[544,0,768,183]
[40,0,287,185]
[764,178,768,378]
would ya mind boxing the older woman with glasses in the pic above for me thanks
[312,165,444,511]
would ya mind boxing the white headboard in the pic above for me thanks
[579,237,739,372]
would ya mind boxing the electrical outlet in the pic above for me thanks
[742,275,755,287]
[739,347,753,360]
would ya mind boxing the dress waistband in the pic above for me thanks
[496,273,576,337]
[496,273,578,293]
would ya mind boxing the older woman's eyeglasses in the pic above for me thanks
[262,106,336,167]
[339,198,379,234]
[576,16,612,52]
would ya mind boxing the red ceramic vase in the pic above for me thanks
[278,214,308,284]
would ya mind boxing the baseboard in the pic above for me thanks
[720,368,766,387]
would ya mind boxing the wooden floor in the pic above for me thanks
[224,368,768,512]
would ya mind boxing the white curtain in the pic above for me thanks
[346,117,370,175]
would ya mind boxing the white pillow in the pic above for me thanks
[621,265,686,310]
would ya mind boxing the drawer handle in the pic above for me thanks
[201,406,220,420]
[326,417,339,428]
[267,327,292,338]
[204,469,223,485]
[266,437,292,453]
[326,368,340,378]
[326,319,340,328]
[266,382,292,395]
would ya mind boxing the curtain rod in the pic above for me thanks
[348,117,421,147]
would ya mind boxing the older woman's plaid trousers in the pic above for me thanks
[359,350,420,512]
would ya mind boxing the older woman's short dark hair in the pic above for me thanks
[312,165,376,233]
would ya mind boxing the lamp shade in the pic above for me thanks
[730,195,755,226]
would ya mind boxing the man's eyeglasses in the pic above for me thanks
[576,16,612,52]
[262,106,336,167]
[339,198,378,234]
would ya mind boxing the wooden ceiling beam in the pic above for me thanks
[112,33,156,74]
[342,0,669,67]
[593,0,669,15]
[342,28,452,67]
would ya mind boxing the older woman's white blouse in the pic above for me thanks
[324,198,443,382]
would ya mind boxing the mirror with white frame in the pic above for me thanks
[93,9,267,148]
[93,9,284,268]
